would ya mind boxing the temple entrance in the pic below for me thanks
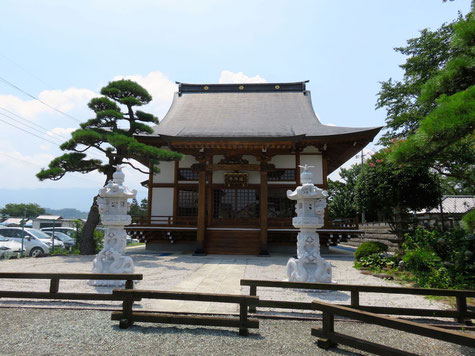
[206,187,260,254]
[212,188,259,224]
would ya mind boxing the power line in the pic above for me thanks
[0,112,61,146]
[0,52,52,88]
[0,106,70,142]
[0,76,82,124]
[0,109,105,161]
[0,151,104,185]
[0,109,64,144]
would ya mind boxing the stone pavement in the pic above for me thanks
[0,246,448,316]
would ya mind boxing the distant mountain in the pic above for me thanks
[45,208,88,219]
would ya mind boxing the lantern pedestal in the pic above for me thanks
[89,167,137,287]
[286,165,332,283]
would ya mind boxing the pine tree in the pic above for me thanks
[37,80,182,254]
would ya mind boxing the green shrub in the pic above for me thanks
[355,241,388,261]
[402,249,440,272]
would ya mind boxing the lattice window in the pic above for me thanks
[177,189,198,216]
[267,188,295,218]
[213,188,259,219]
[268,169,296,181]
[235,189,259,218]
[178,168,199,181]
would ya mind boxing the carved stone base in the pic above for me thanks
[286,257,332,283]
[89,247,134,286]
[286,231,332,283]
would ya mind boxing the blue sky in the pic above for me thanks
[0,0,471,211]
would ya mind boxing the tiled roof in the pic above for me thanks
[426,195,475,214]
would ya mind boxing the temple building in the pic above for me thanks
[128,81,381,255]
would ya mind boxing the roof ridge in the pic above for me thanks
[176,81,309,94]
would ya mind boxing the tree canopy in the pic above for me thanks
[377,6,475,187]
[1,203,45,218]
[355,148,440,242]
[37,79,182,254]
[327,164,361,220]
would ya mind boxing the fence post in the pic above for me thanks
[249,285,257,313]
[317,311,337,349]
[351,290,360,308]
[119,293,135,329]
[239,300,249,336]
[49,277,60,294]
[125,279,134,290]
[456,295,468,324]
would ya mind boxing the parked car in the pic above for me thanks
[41,227,77,238]
[0,234,25,258]
[0,227,63,257]
[42,231,75,248]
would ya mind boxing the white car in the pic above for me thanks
[0,227,63,257]
[0,234,25,258]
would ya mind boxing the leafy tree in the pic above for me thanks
[129,198,148,217]
[377,6,475,187]
[1,203,45,218]
[37,80,182,254]
[355,148,440,244]
[327,164,361,220]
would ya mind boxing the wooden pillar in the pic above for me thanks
[147,164,153,225]
[195,169,207,255]
[173,161,179,220]
[259,170,269,255]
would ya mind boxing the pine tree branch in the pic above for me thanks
[122,160,149,174]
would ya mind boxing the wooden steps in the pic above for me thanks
[205,230,260,255]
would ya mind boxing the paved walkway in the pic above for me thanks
[0,246,448,316]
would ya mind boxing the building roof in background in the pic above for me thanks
[35,215,62,220]
[0,218,33,226]
[425,195,475,214]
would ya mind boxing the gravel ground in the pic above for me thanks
[0,247,449,315]
[0,308,473,356]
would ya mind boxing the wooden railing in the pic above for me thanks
[0,272,143,301]
[240,279,475,324]
[130,215,197,226]
[311,301,475,354]
[112,289,259,336]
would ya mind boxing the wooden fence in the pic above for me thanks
[0,272,143,301]
[311,301,475,355]
[240,279,475,324]
[112,289,259,336]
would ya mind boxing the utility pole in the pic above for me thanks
[359,150,366,224]
[20,208,26,257]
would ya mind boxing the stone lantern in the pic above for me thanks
[90,166,137,286]
[286,165,332,283]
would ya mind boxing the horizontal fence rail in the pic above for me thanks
[0,272,143,301]
[311,301,475,355]
[240,279,475,324]
[112,289,259,336]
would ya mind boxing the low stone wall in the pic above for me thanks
[344,222,399,252]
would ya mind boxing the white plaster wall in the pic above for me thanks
[302,146,321,153]
[248,171,260,184]
[270,155,295,168]
[179,155,197,168]
[152,161,175,184]
[151,188,174,216]
[300,155,323,184]
[213,155,225,164]
[242,155,258,164]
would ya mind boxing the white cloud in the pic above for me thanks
[218,70,267,84]
[0,88,96,120]
[112,71,177,118]
[46,127,75,138]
